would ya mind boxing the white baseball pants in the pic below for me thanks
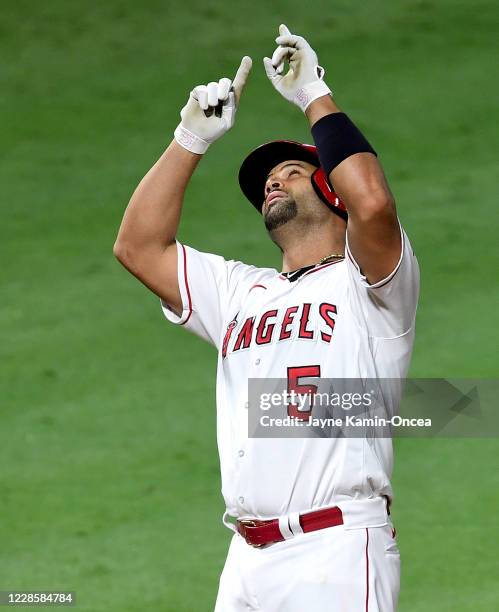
[214,522,400,611]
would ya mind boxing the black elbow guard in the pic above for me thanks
[311,112,376,176]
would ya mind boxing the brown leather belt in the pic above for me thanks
[237,506,344,548]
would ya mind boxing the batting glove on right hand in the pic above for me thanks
[264,24,331,112]
[174,56,252,154]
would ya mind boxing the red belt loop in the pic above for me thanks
[237,506,344,548]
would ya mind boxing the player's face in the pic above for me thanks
[262,160,318,232]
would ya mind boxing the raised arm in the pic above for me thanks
[306,97,400,284]
[113,143,200,314]
[264,25,399,284]
[113,57,252,313]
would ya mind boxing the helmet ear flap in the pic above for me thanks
[311,168,348,221]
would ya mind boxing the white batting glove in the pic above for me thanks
[263,25,331,112]
[174,56,252,154]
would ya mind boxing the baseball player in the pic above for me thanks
[114,24,419,611]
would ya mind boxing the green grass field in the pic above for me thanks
[1,1,498,610]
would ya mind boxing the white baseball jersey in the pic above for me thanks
[161,224,419,522]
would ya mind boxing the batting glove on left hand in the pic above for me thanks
[264,24,331,112]
[174,56,252,154]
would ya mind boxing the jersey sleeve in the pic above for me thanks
[345,223,420,338]
[160,241,256,349]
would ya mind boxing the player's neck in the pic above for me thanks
[280,227,346,273]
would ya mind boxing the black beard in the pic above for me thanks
[264,199,298,232]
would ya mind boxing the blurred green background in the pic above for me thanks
[1,0,498,610]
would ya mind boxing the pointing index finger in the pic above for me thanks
[232,56,253,105]
[279,23,292,37]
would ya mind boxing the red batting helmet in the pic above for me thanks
[238,140,347,221]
